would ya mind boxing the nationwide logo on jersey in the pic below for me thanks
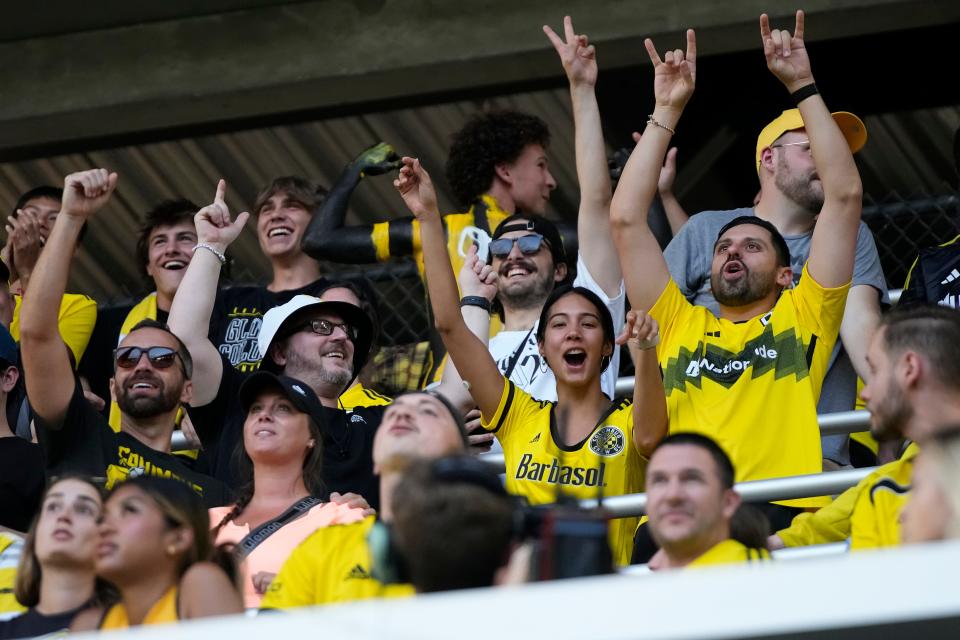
[589,426,625,457]
[346,564,372,580]
[529,433,541,444]
[662,325,811,393]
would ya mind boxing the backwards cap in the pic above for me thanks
[756,108,867,174]
[490,214,566,265]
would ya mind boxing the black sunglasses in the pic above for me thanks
[488,233,546,259]
[299,318,359,342]
[113,346,183,372]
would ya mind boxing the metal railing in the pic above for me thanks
[476,453,874,519]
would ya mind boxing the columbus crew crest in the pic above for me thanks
[589,426,625,457]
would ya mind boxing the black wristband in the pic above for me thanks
[790,83,819,106]
[460,296,491,312]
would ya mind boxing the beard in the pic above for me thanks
[711,260,779,307]
[869,382,910,442]
[775,156,824,213]
[283,348,353,391]
[116,374,181,419]
[497,258,554,310]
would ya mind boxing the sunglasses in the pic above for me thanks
[113,346,183,371]
[488,233,547,259]
[299,318,359,342]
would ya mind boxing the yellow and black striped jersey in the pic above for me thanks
[650,265,849,508]
[481,379,644,565]
[339,383,392,410]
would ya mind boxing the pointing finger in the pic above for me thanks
[563,15,575,42]
[542,24,564,51]
[759,13,772,40]
[794,10,804,40]
[214,179,226,204]
[686,29,697,64]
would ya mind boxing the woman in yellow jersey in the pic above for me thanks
[73,476,242,630]
[209,371,368,608]
[394,157,666,565]
[1,476,112,640]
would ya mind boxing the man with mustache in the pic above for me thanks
[168,181,385,505]
[613,12,862,548]
[661,84,884,470]
[19,169,229,506]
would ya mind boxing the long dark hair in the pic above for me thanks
[535,285,616,373]
[14,475,116,609]
[112,476,238,587]
[213,412,326,536]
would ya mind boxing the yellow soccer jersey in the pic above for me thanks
[650,265,849,508]
[850,443,917,550]
[0,532,26,620]
[370,195,511,279]
[688,539,771,568]
[260,516,414,609]
[777,443,917,549]
[11,293,97,366]
[339,383,391,410]
[481,379,644,566]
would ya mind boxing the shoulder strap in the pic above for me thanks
[502,325,536,381]
[232,496,322,562]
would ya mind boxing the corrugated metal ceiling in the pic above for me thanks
[0,89,956,303]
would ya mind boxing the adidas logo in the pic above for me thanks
[346,564,371,580]
[529,433,541,444]
[941,269,960,286]
[939,293,959,309]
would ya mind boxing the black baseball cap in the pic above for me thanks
[490,214,566,265]
[239,372,326,423]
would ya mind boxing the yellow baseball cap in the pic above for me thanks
[756,108,867,173]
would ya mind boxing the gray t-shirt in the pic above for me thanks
[663,208,889,464]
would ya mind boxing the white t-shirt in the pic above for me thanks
[488,253,626,403]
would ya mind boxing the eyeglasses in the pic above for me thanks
[299,318,358,341]
[113,346,183,371]
[488,234,547,259]
[771,140,811,154]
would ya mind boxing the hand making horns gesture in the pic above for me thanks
[543,15,597,88]
[644,29,697,112]
[760,10,814,92]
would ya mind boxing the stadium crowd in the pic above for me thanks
[1,9,959,636]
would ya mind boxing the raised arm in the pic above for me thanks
[618,310,667,456]
[544,16,619,295]
[434,245,499,413]
[167,180,249,406]
[761,11,862,288]
[394,158,504,420]
[609,30,697,312]
[20,169,117,425]
[302,142,408,264]
[657,147,690,235]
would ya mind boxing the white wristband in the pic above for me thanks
[193,243,226,265]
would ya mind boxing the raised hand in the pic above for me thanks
[393,157,439,220]
[351,142,402,178]
[644,29,697,111]
[543,16,597,88]
[60,169,118,221]
[658,147,679,195]
[616,309,660,350]
[760,11,813,92]
[459,244,498,301]
[6,208,43,281]
[194,180,250,252]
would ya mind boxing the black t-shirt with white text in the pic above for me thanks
[210,279,330,373]
[34,378,231,507]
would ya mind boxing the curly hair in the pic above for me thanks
[135,199,198,279]
[445,111,551,207]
